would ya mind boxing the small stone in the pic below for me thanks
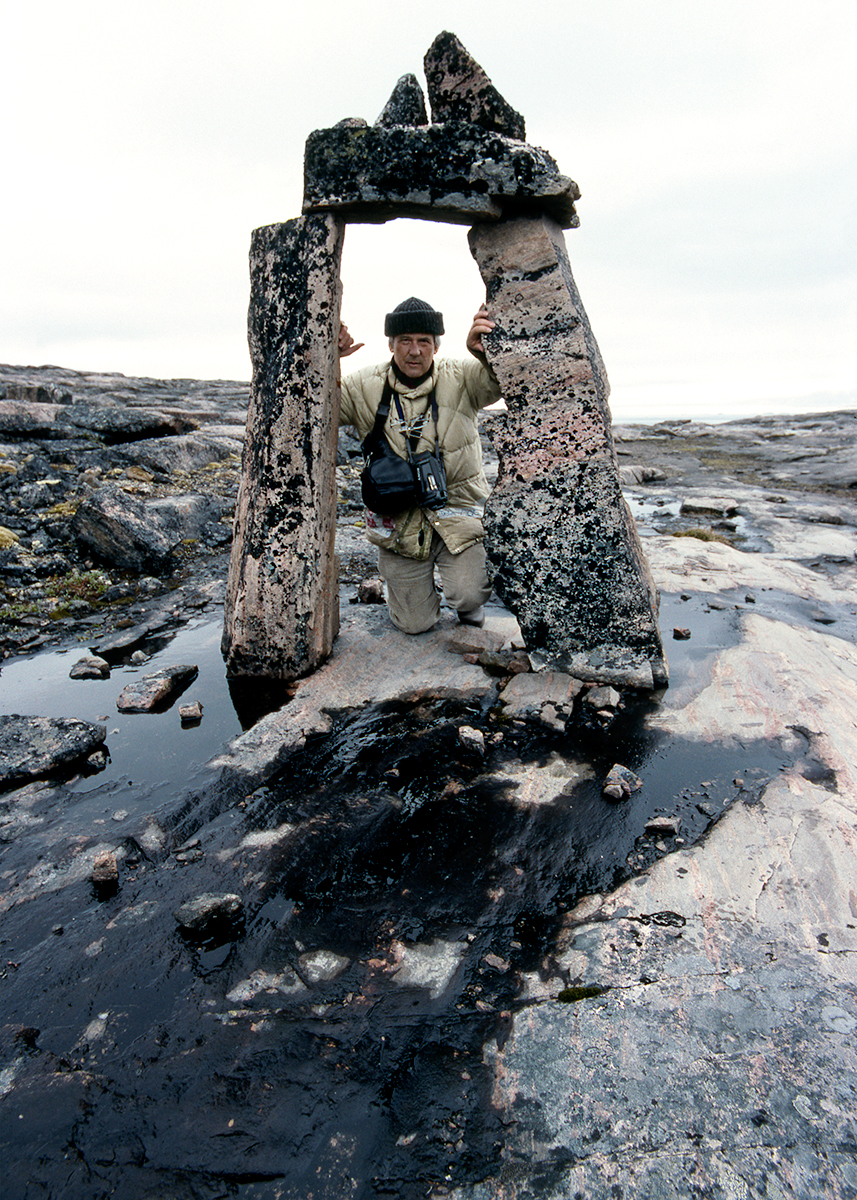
[179,701,203,723]
[457,725,485,755]
[174,893,244,934]
[69,655,110,680]
[584,686,622,711]
[91,852,119,894]
[673,627,692,640]
[129,650,148,665]
[116,664,199,712]
[603,763,643,801]
[356,578,385,604]
[645,816,679,836]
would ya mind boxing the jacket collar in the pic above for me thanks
[387,360,438,399]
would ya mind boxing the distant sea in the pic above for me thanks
[609,390,857,426]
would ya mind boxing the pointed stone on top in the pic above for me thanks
[423,31,525,140]
[376,74,429,127]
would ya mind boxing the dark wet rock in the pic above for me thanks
[603,762,643,800]
[90,850,119,895]
[423,31,526,140]
[69,655,110,679]
[376,73,429,127]
[72,484,178,573]
[673,626,692,640]
[303,124,579,228]
[174,891,244,934]
[116,663,198,712]
[681,496,739,518]
[0,714,107,789]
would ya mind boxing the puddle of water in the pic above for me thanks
[0,616,243,802]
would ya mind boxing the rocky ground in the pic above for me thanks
[1,362,856,1199]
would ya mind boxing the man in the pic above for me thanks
[338,297,499,634]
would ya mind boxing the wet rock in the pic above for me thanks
[469,215,667,688]
[673,627,692,640]
[298,950,349,983]
[223,215,343,680]
[645,815,680,835]
[457,725,485,755]
[619,463,668,485]
[680,496,739,518]
[602,763,643,801]
[174,892,244,934]
[90,851,119,895]
[303,123,579,228]
[376,73,429,127]
[583,685,622,711]
[69,655,110,680]
[423,31,526,139]
[72,484,177,573]
[179,701,203,723]
[0,715,107,789]
[499,670,584,727]
[116,664,198,712]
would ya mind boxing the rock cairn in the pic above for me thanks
[223,31,667,688]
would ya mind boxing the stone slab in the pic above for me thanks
[303,124,579,228]
[469,214,667,688]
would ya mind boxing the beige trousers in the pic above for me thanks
[377,532,491,634]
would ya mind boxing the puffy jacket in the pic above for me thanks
[340,357,500,560]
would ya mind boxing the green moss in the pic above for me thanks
[44,570,110,605]
[557,984,609,1003]
[672,528,732,545]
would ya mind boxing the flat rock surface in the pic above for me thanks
[1,363,857,1199]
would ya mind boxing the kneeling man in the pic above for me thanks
[339,297,499,633]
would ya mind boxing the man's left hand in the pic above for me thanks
[466,306,495,357]
[338,323,364,358]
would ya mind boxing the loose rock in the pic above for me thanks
[174,893,244,935]
[116,664,199,713]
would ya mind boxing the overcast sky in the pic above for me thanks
[2,0,855,420]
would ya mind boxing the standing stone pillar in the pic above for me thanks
[469,215,668,689]
[222,214,344,679]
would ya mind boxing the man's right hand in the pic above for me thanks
[338,323,364,358]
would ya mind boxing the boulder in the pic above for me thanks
[72,484,177,573]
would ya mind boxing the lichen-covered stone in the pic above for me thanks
[303,124,579,228]
[468,215,668,689]
[0,715,107,789]
[376,73,428,127]
[223,214,344,679]
[424,31,525,140]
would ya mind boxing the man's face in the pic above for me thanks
[390,333,437,378]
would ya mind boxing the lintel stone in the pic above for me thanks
[303,123,580,228]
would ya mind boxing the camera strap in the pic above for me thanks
[365,380,439,464]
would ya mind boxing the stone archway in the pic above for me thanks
[222,32,667,689]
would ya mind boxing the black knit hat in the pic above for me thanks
[384,297,445,338]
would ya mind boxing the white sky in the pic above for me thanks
[2,0,855,420]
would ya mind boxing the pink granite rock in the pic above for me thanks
[468,215,668,689]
